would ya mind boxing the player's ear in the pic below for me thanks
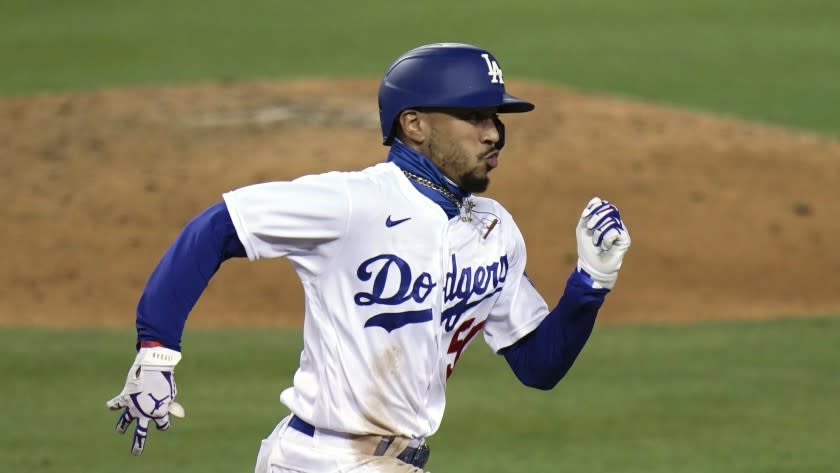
[398,109,427,145]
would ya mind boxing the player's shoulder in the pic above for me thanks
[331,162,427,217]
[354,161,402,180]
[306,162,397,185]
[286,162,398,191]
[341,162,412,196]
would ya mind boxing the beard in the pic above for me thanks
[427,128,492,193]
[459,168,490,193]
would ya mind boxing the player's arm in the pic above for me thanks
[136,200,246,350]
[499,270,608,390]
[108,174,350,455]
[499,198,631,390]
[106,201,246,455]
[137,173,350,348]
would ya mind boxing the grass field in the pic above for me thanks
[2,0,840,133]
[3,1,840,472]
[2,316,838,472]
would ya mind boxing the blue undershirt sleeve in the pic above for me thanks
[135,201,246,351]
[500,269,609,390]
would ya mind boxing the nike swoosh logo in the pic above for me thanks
[385,215,411,227]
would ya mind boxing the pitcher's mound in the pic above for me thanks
[2,79,839,327]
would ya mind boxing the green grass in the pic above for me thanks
[1,316,837,472]
[1,0,839,133]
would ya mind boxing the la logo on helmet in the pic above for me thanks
[481,53,504,84]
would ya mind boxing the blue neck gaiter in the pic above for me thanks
[386,139,469,219]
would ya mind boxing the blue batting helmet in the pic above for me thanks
[378,43,535,145]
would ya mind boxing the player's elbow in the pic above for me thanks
[514,368,568,391]
[502,343,572,390]
[502,340,573,390]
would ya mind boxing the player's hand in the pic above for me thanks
[576,197,631,289]
[106,346,184,455]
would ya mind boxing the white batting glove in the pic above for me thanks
[576,197,631,289]
[106,347,185,455]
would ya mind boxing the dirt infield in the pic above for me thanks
[2,79,839,328]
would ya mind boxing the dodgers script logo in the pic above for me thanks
[354,253,509,332]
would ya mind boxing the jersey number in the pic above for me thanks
[446,317,486,378]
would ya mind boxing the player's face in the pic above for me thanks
[419,108,501,193]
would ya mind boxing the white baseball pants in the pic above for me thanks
[254,415,428,473]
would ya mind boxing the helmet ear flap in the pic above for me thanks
[494,116,506,150]
[384,117,399,145]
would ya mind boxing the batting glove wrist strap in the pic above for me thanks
[106,347,185,455]
[575,197,631,290]
[135,346,182,367]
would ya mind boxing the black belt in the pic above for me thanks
[288,415,430,469]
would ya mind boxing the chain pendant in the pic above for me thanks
[461,200,475,222]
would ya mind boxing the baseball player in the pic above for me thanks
[106,43,631,472]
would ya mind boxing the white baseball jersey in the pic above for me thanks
[223,162,550,439]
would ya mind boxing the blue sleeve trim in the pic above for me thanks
[135,201,246,350]
[500,269,609,390]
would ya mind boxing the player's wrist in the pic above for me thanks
[135,346,182,367]
[576,260,617,289]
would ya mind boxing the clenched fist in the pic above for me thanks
[576,197,631,289]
